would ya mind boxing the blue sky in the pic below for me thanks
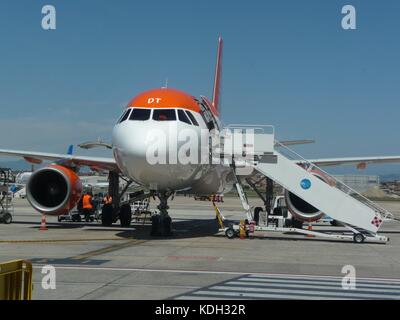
[0,0,399,174]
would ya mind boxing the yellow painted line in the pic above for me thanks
[0,238,128,244]
[70,239,147,260]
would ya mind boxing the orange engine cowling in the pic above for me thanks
[26,165,83,216]
[284,169,335,222]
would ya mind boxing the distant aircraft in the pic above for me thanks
[1,37,399,235]
[15,172,33,185]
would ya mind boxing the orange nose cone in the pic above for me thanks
[127,88,201,113]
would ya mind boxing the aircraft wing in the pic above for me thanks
[243,155,400,183]
[0,149,119,171]
[276,139,315,146]
[299,156,400,168]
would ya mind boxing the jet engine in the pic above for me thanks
[284,169,335,222]
[26,165,83,215]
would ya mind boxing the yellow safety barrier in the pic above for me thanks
[0,260,33,300]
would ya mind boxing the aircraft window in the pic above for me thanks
[129,108,151,121]
[178,109,191,125]
[153,109,176,121]
[117,109,128,123]
[118,109,131,124]
[185,111,199,126]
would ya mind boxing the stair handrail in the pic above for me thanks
[226,124,274,135]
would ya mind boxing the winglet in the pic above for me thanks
[212,36,223,113]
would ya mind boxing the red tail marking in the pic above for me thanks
[212,36,223,113]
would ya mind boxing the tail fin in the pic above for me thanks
[67,145,74,155]
[212,36,223,113]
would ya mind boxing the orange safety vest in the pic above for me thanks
[82,195,93,209]
[103,196,112,205]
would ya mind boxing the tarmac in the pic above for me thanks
[1,196,400,300]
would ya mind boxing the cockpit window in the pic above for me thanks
[178,109,191,125]
[153,109,176,121]
[118,109,131,124]
[185,111,199,126]
[129,108,151,121]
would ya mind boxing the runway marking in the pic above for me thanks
[175,274,400,300]
[0,238,126,244]
[233,278,400,289]
[167,256,220,261]
[226,281,400,292]
[31,280,200,290]
[70,239,147,261]
[30,264,400,284]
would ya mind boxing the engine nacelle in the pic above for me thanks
[26,165,83,216]
[284,169,335,222]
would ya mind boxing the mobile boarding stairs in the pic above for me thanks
[215,125,392,244]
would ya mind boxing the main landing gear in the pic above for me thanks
[101,171,133,227]
[151,192,172,236]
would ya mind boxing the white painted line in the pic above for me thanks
[31,265,253,276]
[227,281,400,292]
[191,290,346,300]
[247,273,400,283]
[241,277,400,288]
[31,281,200,290]
[210,286,400,299]
[30,264,400,283]
[175,295,249,300]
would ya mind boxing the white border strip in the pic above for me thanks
[31,264,400,283]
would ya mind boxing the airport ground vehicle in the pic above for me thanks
[217,183,388,244]
[0,188,13,224]
[0,169,13,224]
[253,195,335,228]
[0,209,12,224]
[245,195,303,229]
[57,194,101,223]
[55,190,152,225]
[57,210,96,223]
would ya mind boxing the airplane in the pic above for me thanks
[1,37,400,236]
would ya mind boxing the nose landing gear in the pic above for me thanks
[151,192,173,236]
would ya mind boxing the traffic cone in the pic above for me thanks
[39,214,48,231]
[306,223,314,237]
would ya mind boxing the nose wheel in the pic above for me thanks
[151,192,173,236]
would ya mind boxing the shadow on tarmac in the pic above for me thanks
[13,217,394,245]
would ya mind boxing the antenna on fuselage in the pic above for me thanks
[162,78,169,89]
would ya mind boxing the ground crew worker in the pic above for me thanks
[82,192,94,222]
[103,193,113,205]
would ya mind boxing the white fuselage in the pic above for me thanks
[112,107,234,194]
